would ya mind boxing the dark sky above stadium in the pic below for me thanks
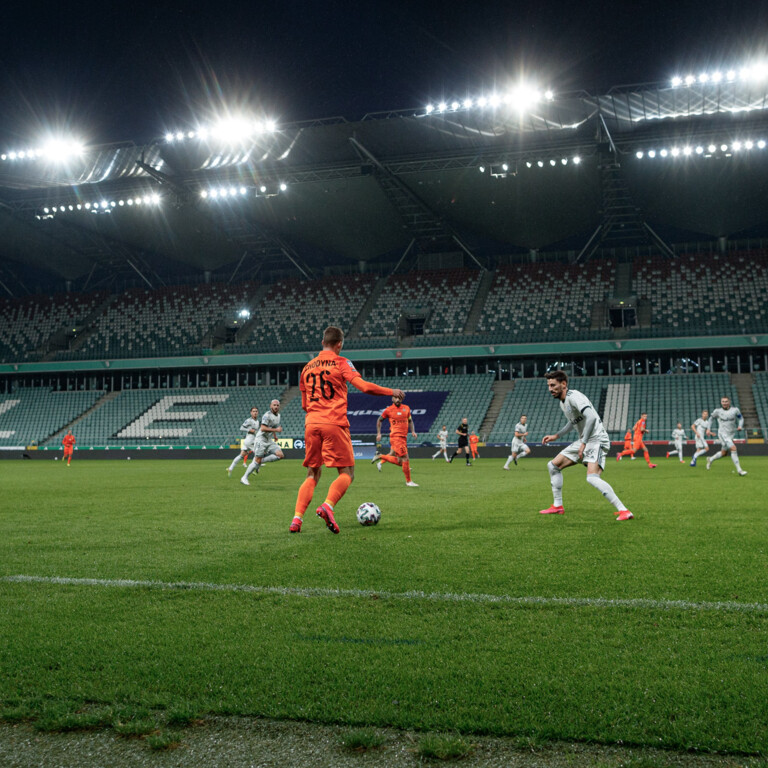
[1,0,767,148]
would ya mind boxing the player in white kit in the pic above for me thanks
[503,414,531,469]
[227,407,260,476]
[666,422,687,462]
[706,397,747,475]
[241,399,285,485]
[539,371,633,521]
[431,425,449,462]
[689,410,710,467]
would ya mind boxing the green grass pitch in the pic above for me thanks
[1,455,766,755]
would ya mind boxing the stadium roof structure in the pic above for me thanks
[2,78,768,294]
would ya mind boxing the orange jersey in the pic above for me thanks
[380,403,412,438]
[300,349,393,427]
[62,435,76,450]
[623,431,632,449]
[632,418,646,438]
[469,434,479,446]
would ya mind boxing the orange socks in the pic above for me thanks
[402,460,411,482]
[324,473,353,508]
[294,477,317,518]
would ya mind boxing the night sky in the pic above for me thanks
[1,0,767,148]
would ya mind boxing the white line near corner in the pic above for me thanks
[2,574,767,614]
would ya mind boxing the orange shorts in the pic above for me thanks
[632,439,646,452]
[303,423,355,468]
[390,434,408,457]
[63,449,73,457]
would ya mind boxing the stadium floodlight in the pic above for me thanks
[165,133,175,142]
[572,156,581,164]
[683,146,692,156]
[451,101,460,111]
[759,140,767,148]
[549,158,556,166]
[200,190,208,198]
[279,182,287,191]
[425,104,434,114]
[745,140,754,149]
[695,145,704,154]
[732,141,742,151]
[720,143,728,151]
[525,161,532,168]
[544,90,554,100]
[699,73,709,83]
[711,71,723,83]
[671,76,683,87]
[560,157,567,165]
[501,163,509,172]
[648,150,656,158]
[636,150,644,159]
[463,98,473,109]
[537,160,544,167]
[478,165,485,173]
[685,75,696,86]
[708,144,716,153]
[477,96,488,107]
[260,185,267,193]
[488,93,501,108]
[726,69,737,81]
[175,132,184,141]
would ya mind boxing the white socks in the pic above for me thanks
[228,455,244,471]
[730,451,743,472]
[586,473,625,512]
[547,461,563,506]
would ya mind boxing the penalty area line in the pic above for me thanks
[2,574,768,615]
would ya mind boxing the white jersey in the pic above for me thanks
[511,422,528,450]
[671,428,685,442]
[255,411,281,447]
[709,406,743,442]
[436,428,448,448]
[240,416,260,448]
[559,389,609,445]
[692,418,709,440]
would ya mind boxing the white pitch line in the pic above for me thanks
[2,574,768,615]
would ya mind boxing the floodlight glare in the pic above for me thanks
[708,144,716,152]
[720,144,728,151]
[200,190,208,198]
[660,149,668,157]
[165,133,175,142]
[572,156,581,164]
[85,202,91,209]
[726,70,737,81]
[463,99,473,109]
[712,71,723,83]
[488,93,501,108]
[451,101,460,110]
[699,73,709,83]
[526,161,532,168]
[544,90,554,100]
[175,132,184,141]
[279,182,287,191]
[425,104,434,114]
[537,160,544,167]
[745,140,754,149]
[685,75,696,85]
[732,141,742,151]
[648,150,656,158]
[260,185,267,193]
[759,140,766,148]
[501,163,509,171]
[549,158,556,166]
[560,157,567,165]
[438,102,447,112]
[43,207,50,214]
[683,146,692,155]
[478,165,485,173]
[671,76,683,87]
[477,96,488,107]
[636,150,644,159]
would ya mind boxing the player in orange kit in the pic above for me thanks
[469,432,480,459]
[616,413,656,468]
[289,326,404,534]
[61,429,76,466]
[372,394,419,487]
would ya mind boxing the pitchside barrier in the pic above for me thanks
[5,437,767,460]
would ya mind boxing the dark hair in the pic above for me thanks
[544,370,568,384]
[322,326,344,347]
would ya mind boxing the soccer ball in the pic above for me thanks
[356,502,381,526]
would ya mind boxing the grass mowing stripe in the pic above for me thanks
[4,574,768,614]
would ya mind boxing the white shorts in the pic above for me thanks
[694,437,707,450]
[559,438,610,470]
[439,442,447,449]
[511,439,528,453]
[718,435,736,450]
[254,440,281,459]
[674,440,683,452]
[242,435,257,451]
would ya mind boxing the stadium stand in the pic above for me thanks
[488,373,738,444]
[62,386,287,446]
[0,291,108,363]
[358,269,482,341]
[752,373,768,440]
[475,260,615,343]
[229,274,378,353]
[632,251,768,336]
[0,388,104,446]
[50,283,256,361]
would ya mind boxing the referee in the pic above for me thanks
[449,417,472,466]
